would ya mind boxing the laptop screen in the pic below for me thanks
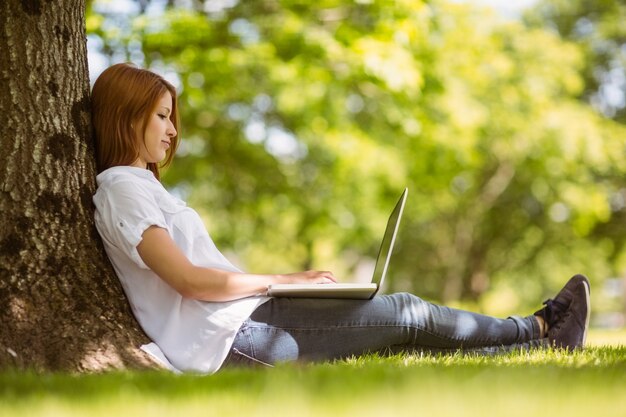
[371,188,408,287]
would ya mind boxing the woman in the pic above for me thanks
[91,63,591,373]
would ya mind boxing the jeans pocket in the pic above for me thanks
[222,347,274,369]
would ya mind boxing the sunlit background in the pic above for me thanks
[86,0,626,331]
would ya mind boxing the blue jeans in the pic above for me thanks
[221,293,545,368]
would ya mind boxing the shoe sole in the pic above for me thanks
[581,280,591,347]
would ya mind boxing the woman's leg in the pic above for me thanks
[221,292,544,368]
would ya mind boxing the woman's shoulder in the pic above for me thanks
[97,166,157,186]
[94,166,165,202]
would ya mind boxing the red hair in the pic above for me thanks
[91,63,179,180]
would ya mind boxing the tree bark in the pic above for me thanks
[0,0,156,371]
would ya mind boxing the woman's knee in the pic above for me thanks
[384,292,431,323]
[389,291,425,306]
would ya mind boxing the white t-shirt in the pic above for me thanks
[93,165,269,373]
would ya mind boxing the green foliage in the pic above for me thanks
[523,0,626,315]
[525,0,626,123]
[87,0,626,312]
[2,342,626,416]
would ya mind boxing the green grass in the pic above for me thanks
[2,330,626,417]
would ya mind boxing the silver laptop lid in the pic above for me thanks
[370,188,408,293]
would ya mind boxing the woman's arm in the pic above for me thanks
[136,226,336,302]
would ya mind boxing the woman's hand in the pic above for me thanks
[280,270,337,285]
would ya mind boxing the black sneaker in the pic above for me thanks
[535,274,591,349]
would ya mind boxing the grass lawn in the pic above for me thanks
[2,329,625,417]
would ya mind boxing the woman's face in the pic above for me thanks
[132,92,176,168]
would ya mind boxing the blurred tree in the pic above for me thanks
[525,0,626,123]
[525,0,626,321]
[87,0,626,311]
[395,4,626,308]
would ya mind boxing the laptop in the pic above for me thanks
[266,188,408,300]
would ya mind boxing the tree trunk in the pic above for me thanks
[0,0,156,371]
